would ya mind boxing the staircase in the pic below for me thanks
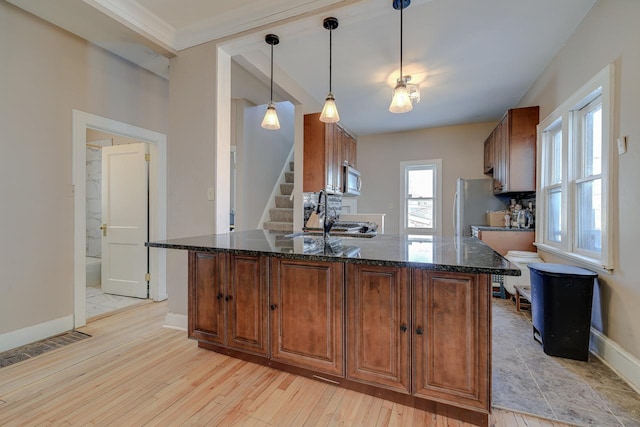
[263,162,294,233]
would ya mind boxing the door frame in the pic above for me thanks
[72,110,167,328]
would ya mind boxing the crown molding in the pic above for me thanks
[83,0,177,54]
[175,0,345,50]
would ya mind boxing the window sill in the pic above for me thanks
[534,243,613,275]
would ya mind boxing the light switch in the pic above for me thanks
[617,136,627,155]
[207,187,215,201]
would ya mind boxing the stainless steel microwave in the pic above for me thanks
[343,165,361,197]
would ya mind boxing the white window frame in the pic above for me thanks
[536,63,615,272]
[399,159,442,236]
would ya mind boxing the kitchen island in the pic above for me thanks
[147,230,520,426]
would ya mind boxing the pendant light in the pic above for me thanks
[389,0,413,113]
[261,34,280,130]
[319,17,340,123]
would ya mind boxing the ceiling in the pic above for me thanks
[9,0,597,136]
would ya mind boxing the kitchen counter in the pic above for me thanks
[147,229,520,276]
[148,229,519,426]
[471,226,536,257]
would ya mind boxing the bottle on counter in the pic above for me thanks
[504,213,511,228]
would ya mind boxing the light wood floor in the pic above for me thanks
[0,301,571,426]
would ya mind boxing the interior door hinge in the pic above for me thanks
[145,153,151,162]
[145,273,151,282]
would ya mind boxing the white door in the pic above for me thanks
[101,143,148,298]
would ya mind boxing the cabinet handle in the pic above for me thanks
[416,326,423,335]
[216,293,224,300]
[400,324,407,333]
[270,304,277,310]
[225,295,232,301]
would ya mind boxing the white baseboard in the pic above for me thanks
[590,328,640,393]
[163,313,187,331]
[0,315,74,353]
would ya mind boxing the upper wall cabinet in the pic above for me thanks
[303,113,357,194]
[485,106,539,194]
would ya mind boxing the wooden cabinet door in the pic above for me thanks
[492,106,539,194]
[412,270,490,412]
[483,131,494,174]
[334,126,345,194]
[270,258,344,376]
[303,113,328,193]
[227,255,269,356]
[493,116,507,193]
[188,251,225,345]
[346,264,410,393]
[506,106,539,192]
[324,122,336,193]
[347,134,357,168]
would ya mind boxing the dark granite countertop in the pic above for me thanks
[147,229,520,276]
[471,225,535,232]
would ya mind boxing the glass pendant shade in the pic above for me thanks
[261,103,280,130]
[262,34,280,130]
[389,81,413,113]
[319,93,340,123]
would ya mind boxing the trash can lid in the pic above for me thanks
[528,263,597,278]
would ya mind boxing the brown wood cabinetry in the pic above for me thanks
[486,106,539,194]
[483,132,494,174]
[187,251,491,426]
[349,134,357,168]
[270,258,345,376]
[188,252,269,356]
[189,251,225,344]
[412,270,491,411]
[227,254,269,355]
[346,264,410,393]
[475,229,535,256]
[303,113,357,194]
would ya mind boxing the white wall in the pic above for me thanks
[357,123,496,235]
[0,2,168,337]
[518,0,640,363]
[236,101,294,230]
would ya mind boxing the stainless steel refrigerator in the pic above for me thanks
[454,178,507,237]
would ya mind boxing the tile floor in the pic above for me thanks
[86,286,144,319]
[492,298,640,426]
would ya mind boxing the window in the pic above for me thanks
[400,159,442,235]
[537,64,614,271]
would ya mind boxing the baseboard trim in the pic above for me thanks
[590,328,640,393]
[163,313,187,331]
[0,315,74,353]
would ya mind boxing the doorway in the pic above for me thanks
[72,110,167,328]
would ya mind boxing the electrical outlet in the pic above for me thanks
[207,187,215,201]
[617,136,627,155]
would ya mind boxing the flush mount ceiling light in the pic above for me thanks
[261,34,280,130]
[319,17,340,123]
[389,0,420,113]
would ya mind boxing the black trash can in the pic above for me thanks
[528,263,598,361]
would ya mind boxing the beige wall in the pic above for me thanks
[165,42,218,316]
[518,0,640,360]
[0,1,168,335]
[357,123,496,235]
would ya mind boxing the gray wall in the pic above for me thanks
[0,2,168,335]
[357,123,495,236]
[518,0,640,361]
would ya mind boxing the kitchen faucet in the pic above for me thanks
[317,189,334,241]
